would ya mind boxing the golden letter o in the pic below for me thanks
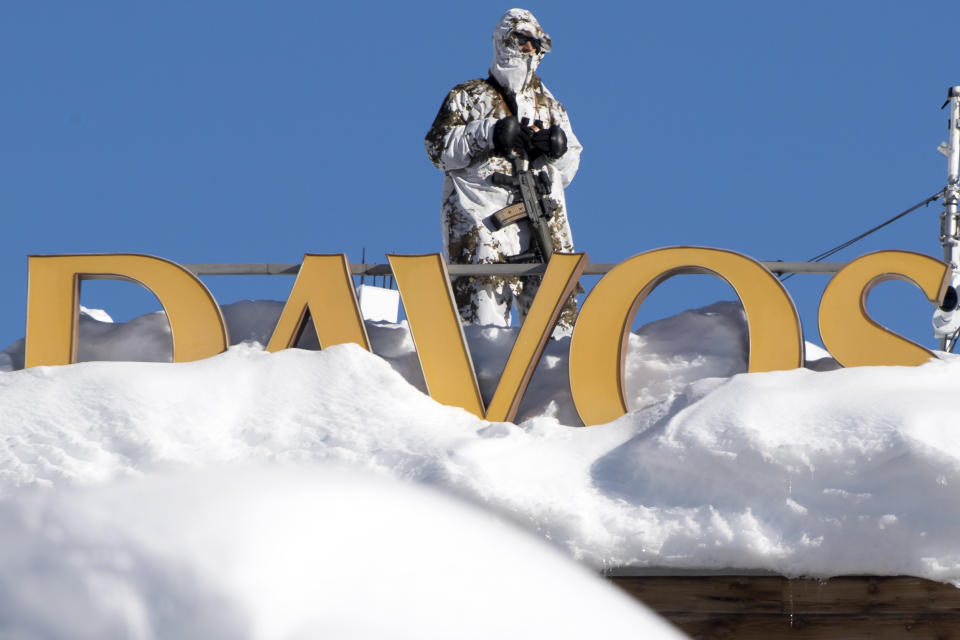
[569,247,804,426]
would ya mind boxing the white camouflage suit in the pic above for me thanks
[425,8,583,331]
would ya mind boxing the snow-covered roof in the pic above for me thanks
[1,298,958,634]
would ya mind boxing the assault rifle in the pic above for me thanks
[489,120,557,263]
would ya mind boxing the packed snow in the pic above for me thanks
[2,296,960,636]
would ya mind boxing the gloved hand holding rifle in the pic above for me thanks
[489,116,568,263]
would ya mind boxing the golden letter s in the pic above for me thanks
[818,250,949,367]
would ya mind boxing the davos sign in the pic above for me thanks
[23,248,950,426]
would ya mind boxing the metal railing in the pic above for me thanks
[181,261,846,277]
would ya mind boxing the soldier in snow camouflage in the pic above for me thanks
[425,8,583,332]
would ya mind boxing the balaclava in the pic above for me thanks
[489,8,552,94]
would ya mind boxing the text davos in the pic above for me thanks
[24,248,949,426]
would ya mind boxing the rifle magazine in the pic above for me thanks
[491,202,528,229]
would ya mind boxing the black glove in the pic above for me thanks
[493,116,532,156]
[530,125,567,160]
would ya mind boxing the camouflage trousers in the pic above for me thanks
[450,272,579,334]
[445,206,579,332]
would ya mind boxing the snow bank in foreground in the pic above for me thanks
[0,466,681,639]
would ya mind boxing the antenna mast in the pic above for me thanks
[939,87,960,268]
[933,86,960,349]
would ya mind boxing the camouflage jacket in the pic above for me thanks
[425,74,582,264]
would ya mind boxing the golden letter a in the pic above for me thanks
[266,254,371,352]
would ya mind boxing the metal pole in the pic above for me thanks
[182,261,846,277]
[934,86,960,348]
[939,87,960,268]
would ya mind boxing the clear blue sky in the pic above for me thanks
[3,1,958,352]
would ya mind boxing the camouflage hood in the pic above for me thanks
[489,8,552,95]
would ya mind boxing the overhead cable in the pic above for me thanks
[781,191,943,281]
